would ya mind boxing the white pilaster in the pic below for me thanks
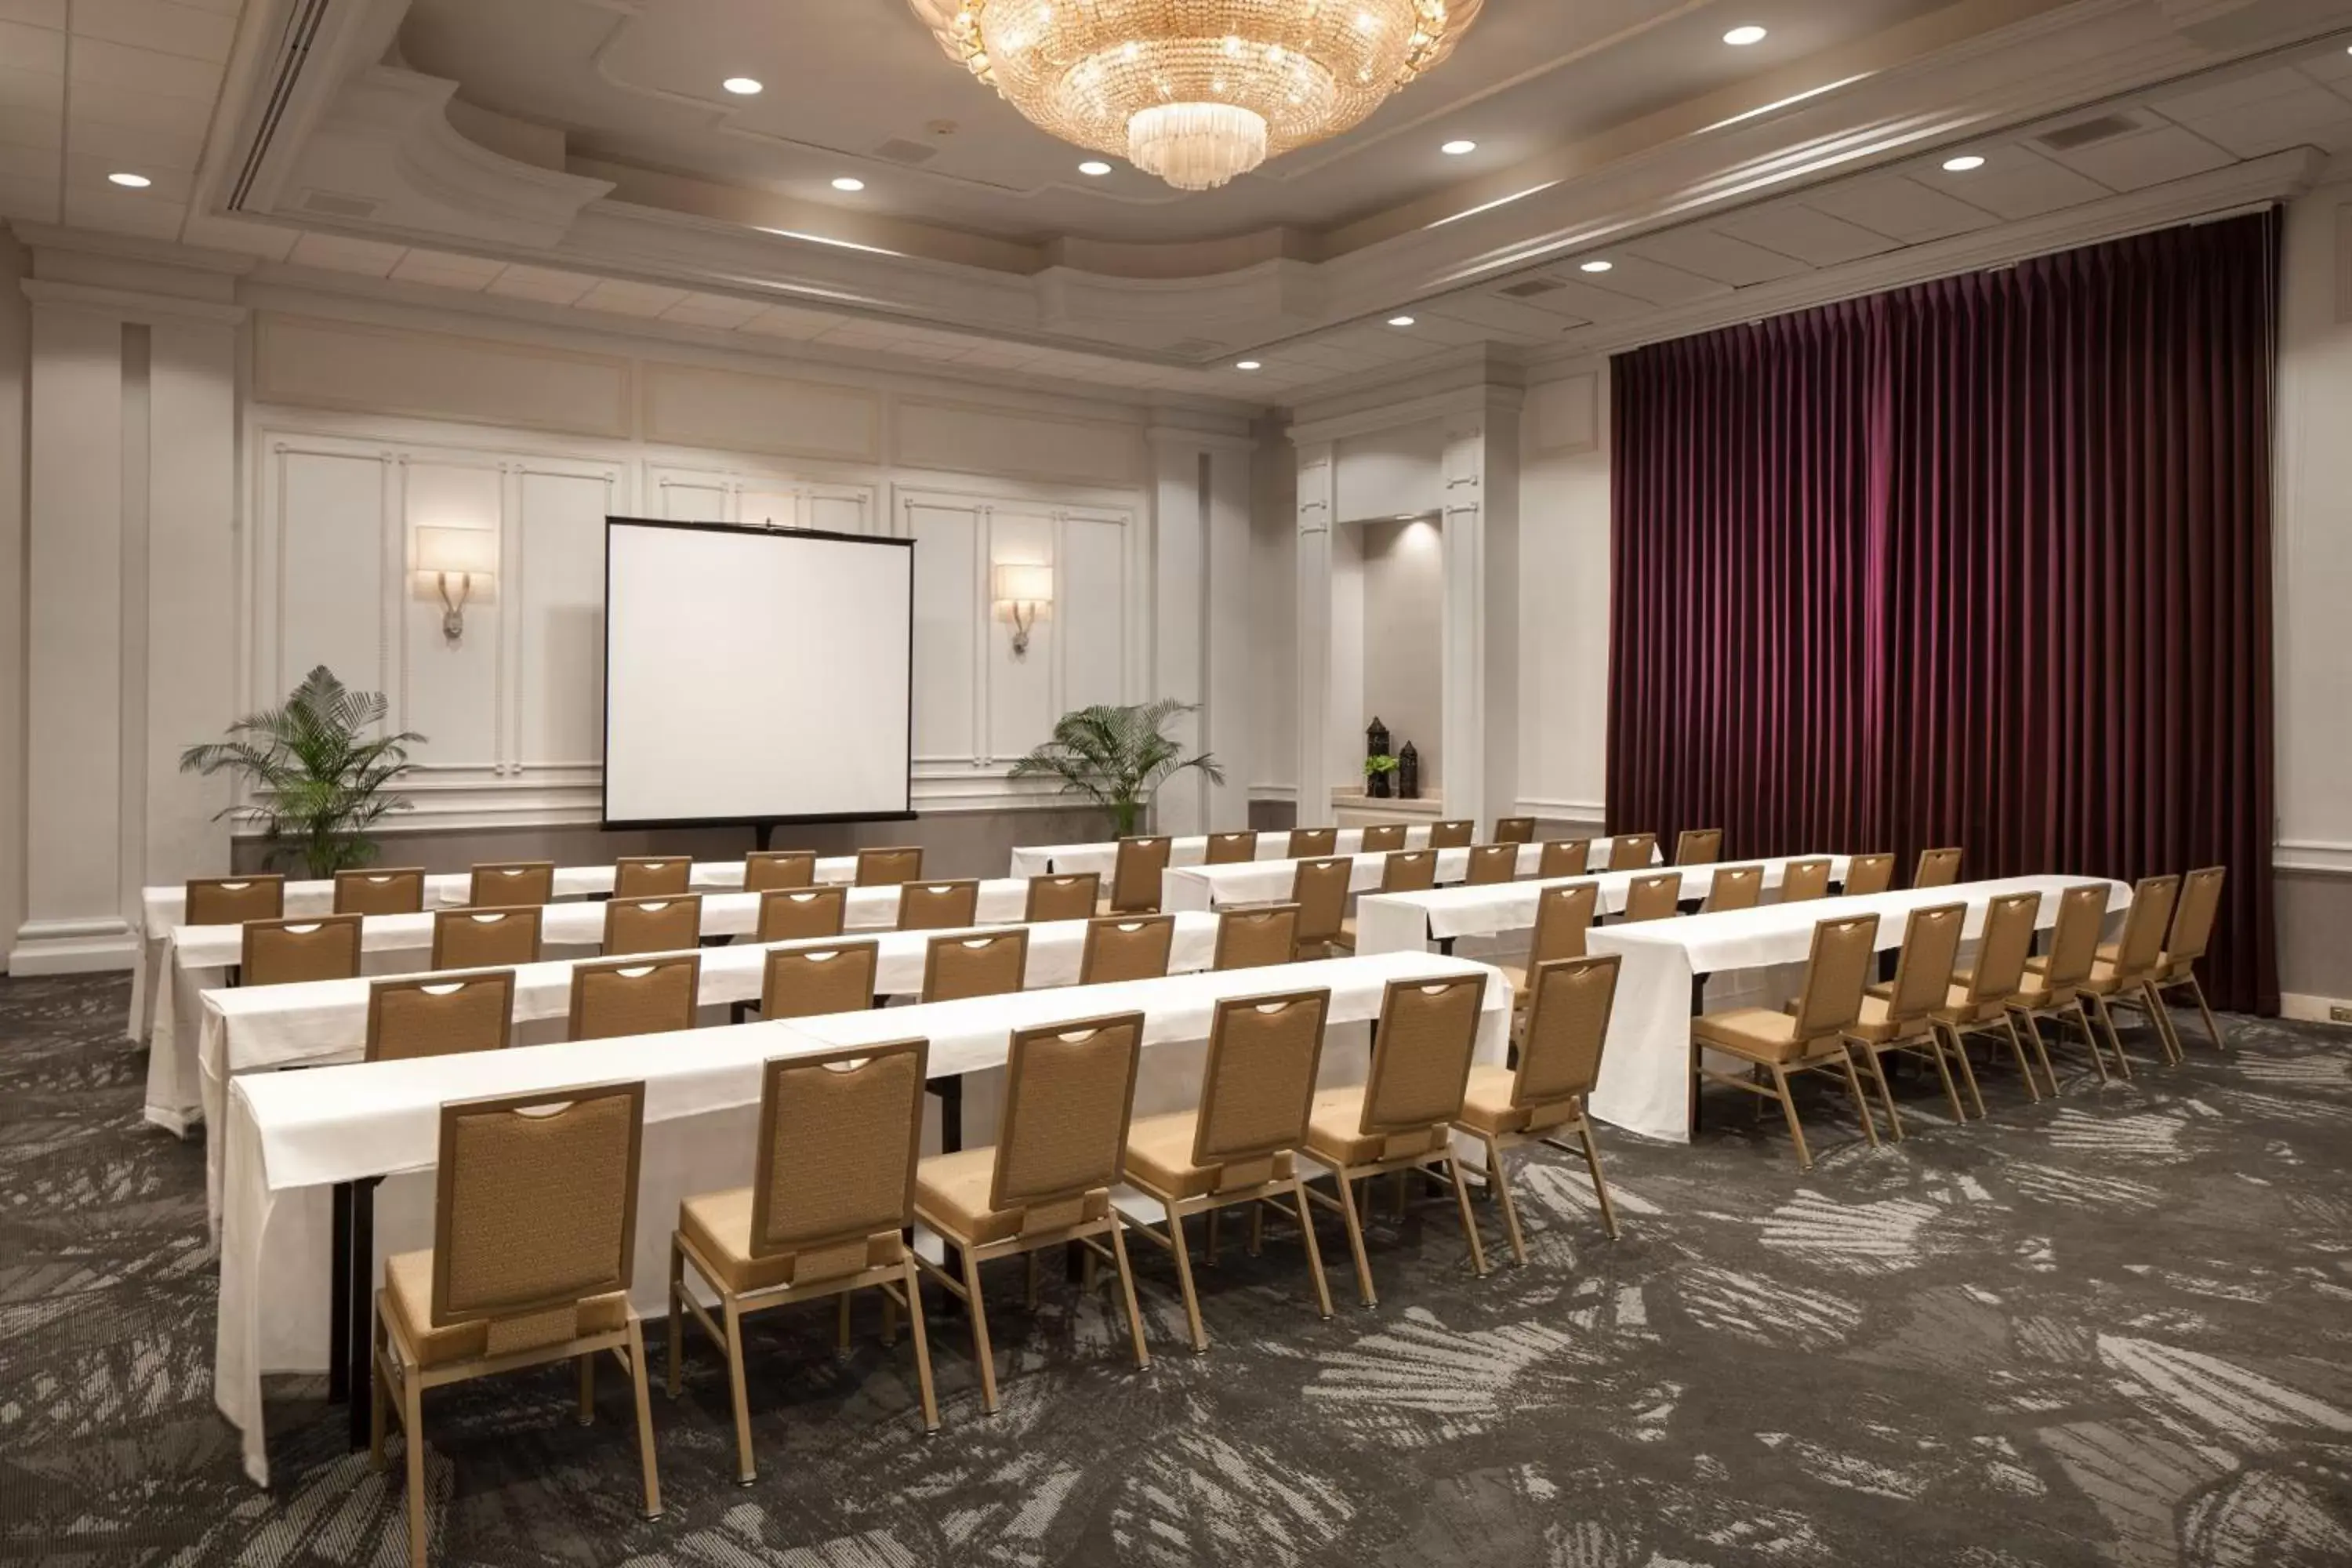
[1149,423,1260,836]
[1293,441,1337,827]
[1438,391,1523,832]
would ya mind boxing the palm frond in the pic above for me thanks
[1010,700,1221,834]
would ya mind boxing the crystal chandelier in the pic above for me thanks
[907,1,1483,191]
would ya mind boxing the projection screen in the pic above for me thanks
[602,517,914,826]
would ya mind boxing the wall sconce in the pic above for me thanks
[415,526,497,645]
[992,562,1053,656]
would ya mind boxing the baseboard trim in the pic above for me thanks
[2279,993,2352,1025]
[9,920,140,976]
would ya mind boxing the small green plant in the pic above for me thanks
[1011,699,1224,837]
[180,666,425,877]
[1363,754,1400,779]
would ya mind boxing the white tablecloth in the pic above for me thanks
[214,949,1510,1486]
[1582,875,2130,1144]
[1159,837,1662,914]
[1012,830,1651,883]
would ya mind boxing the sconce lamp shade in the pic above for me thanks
[992,562,1053,605]
[416,526,498,578]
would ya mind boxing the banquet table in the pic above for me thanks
[143,877,1032,1134]
[213,949,1512,1486]
[1159,838,1657,914]
[1582,875,2130,1144]
[1011,830,1655,882]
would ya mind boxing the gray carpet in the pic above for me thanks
[2,971,2350,1566]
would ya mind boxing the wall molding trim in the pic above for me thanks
[20,279,250,325]
[2279,993,2352,1025]
[2275,840,2352,876]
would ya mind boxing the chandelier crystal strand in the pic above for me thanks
[906,0,1483,191]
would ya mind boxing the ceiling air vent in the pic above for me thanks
[1164,336,1225,358]
[2034,111,2150,153]
[298,189,380,219]
[872,138,941,165]
[1497,277,1566,299]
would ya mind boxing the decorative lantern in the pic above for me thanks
[1366,716,1392,798]
[1397,742,1421,800]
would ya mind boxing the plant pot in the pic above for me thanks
[1367,773,1391,799]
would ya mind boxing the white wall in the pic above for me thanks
[1357,518,1446,789]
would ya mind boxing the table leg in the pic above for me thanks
[328,1182,352,1404]
[927,1078,967,1294]
[1689,971,1710,1135]
[1436,938,1454,956]
[338,1176,383,1451]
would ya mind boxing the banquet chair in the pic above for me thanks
[1701,865,1765,913]
[1842,853,1896,897]
[1428,819,1475,849]
[366,971,516,1063]
[371,1080,658,1568]
[2065,873,2183,1069]
[743,850,818,892]
[1621,872,1682,923]
[469,861,554,908]
[1675,829,1725,866]
[1915,891,2052,1102]
[1780,858,1833,903]
[1537,840,1592,879]
[855,847,924,887]
[568,953,700,1042]
[1838,902,1970,1137]
[2130,865,2228,1052]
[604,895,702,957]
[1914,848,1964,887]
[669,1040,937,1481]
[613,857,691,899]
[921,928,1029,1003]
[1500,883,1598,1000]
[1289,858,1354,959]
[1465,844,1520,887]
[1105,837,1172,914]
[1493,817,1537,845]
[187,873,285,926]
[1376,848,1438,894]
[757,886,848,942]
[1456,954,1622,1262]
[1214,906,1299,971]
[1358,824,1408,853]
[241,914,364,987]
[897,880,982,932]
[1287,826,1338,858]
[1123,989,1334,1350]
[1301,973,1491,1306]
[1204,832,1259,865]
[431,907,542,969]
[2013,884,2120,1082]
[1608,833,1658,871]
[760,942,880,1020]
[1080,914,1176,985]
[913,1012,1150,1413]
[1691,913,1882,1171]
[1023,873,1101,923]
[335,867,426,916]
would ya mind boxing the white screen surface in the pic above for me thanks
[603,520,913,824]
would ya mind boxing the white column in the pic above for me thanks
[1149,431,1208,837]
[1150,424,1260,836]
[1293,441,1337,827]
[1438,392,1523,833]
[0,236,25,966]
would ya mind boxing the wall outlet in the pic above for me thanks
[2334,1004,2352,1025]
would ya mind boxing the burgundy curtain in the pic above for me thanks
[1608,212,2278,1013]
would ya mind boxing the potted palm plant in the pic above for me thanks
[180,665,426,877]
[1011,699,1224,837]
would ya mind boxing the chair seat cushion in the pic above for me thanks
[383,1249,628,1368]
[914,1146,1109,1246]
[1454,1062,1582,1138]
[679,1188,902,1294]
[1872,977,2007,1025]
[1123,1110,1296,1200]
[1302,1086,1446,1167]
[1692,1006,1809,1063]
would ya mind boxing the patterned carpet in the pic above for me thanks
[2,972,2350,1567]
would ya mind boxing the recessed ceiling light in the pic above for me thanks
[1078,160,1113,176]
[832,176,866,191]
[1942,154,1986,172]
[1440,139,1477,155]
[1388,314,1416,326]
[107,171,151,188]
[722,77,763,95]
[1723,24,1768,45]
[1580,259,1613,273]
[1235,360,1262,370]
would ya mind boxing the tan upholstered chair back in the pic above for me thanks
[989,1012,1145,1232]
[1204,832,1258,865]
[1537,840,1592,878]
[760,942,879,1019]
[1357,824,1407,853]
[1530,883,1596,965]
[1622,872,1682,923]
[1286,826,1338,858]
[1214,906,1298,971]
[1968,892,2042,1004]
[1608,833,1657,870]
[1516,955,1619,1112]
[470,861,555,907]
[1884,903,1966,1022]
[613,857,691,898]
[1675,828,1725,866]
[367,971,515,1062]
[1023,873,1101,923]
[1192,989,1329,1179]
[856,847,924,887]
[1108,837,1171,913]
[1080,915,1175,985]
[757,886,848,942]
[187,874,284,926]
[2111,875,2180,978]
[334,867,425,916]
[744,851,818,892]
[1914,847,1963,887]
[1359,975,1486,1135]
[1493,817,1537,845]
[603,894,702,956]
[241,915,364,986]
[1465,844,1519,886]
[1780,858,1833,903]
[1793,915,1878,1038]
[896,880,981,932]
[1378,849,1438,893]
[1842,854,1896,897]
[2167,866,2227,962]
[432,906,543,969]
[1428,820,1475,849]
[568,954,700,1042]
[431,1081,644,1352]
[922,928,1029,1003]
[749,1040,926,1277]
[1702,865,1764,913]
[2043,885,2111,989]
[1289,858,1352,946]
